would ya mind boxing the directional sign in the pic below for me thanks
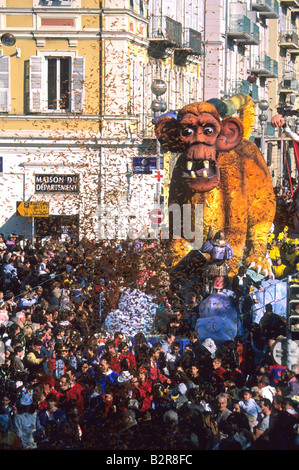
[17,201,49,217]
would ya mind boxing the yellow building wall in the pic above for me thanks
[6,15,33,28]
[6,0,33,7]
[0,35,101,132]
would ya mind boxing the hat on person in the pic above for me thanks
[19,393,33,406]
[238,387,256,399]
[117,371,133,383]
[202,338,217,357]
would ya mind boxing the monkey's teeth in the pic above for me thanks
[203,170,208,177]
[186,161,193,171]
[203,160,209,168]
[190,171,196,178]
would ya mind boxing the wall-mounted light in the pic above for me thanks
[1,33,21,58]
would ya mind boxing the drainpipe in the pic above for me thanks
[224,0,229,99]
[203,0,206,101]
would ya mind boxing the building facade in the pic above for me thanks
[0,0,298,242]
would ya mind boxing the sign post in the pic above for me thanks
[17,202,49,248]
[16,201,49,217]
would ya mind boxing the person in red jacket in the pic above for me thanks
[65,368,84,416]
[148,345,171,384]
[118,341,136,372]
[136,367,153,413]
[210,356,226,380]
[104,340,121,374]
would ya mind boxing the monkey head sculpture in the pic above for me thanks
[154,94,276,276]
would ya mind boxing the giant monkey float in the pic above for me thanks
[154,93,276,277]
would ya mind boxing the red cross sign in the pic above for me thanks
[154,170,164,182]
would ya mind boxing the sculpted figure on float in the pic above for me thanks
[154,94,276,276]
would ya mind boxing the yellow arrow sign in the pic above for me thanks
[17,201,49,217]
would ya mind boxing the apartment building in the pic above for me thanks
[267,0,299,186]
[0,0,297,242]
[0,0,101,241]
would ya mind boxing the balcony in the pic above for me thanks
[148,16,182,58]
[252,0,279,18]
[227,14,260,45]
[279,77,299,93]
[230,80,259,101]
[183,28,202,55]
[280,0,299,6]
[173,28,202,65]
[266,122,276,137]
[280,31,299,50]
[250,55,278,78]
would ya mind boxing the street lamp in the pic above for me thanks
[258,99,269,158]
[1,33,21,57]
[151,79,167,241]
[151,79,167,200]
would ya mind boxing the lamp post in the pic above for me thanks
[258,99,269,158]
[151,80,167,228]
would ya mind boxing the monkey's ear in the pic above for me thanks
[216,117,243,151]
[154,117,187,153]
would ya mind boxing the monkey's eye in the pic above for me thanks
[181,128,194,137]
[203,126,214,136]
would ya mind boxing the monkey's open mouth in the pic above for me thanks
[182,159,218,180]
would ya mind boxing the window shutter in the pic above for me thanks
[29,56,43,113]
[72,56,84,113]
[0,56,10,112]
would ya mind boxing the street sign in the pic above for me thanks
[149,208,165,224]
[17,201,49,217]
[133,157,157,174]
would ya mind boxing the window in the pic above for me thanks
[29,54,84,113]
[38,0,72,6]
[47,57,71,110]
[0,56,10,112]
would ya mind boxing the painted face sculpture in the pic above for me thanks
[155,101,243,193]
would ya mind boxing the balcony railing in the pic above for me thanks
[266,122,276,137]
[252,0,279,19]
[227,14,260,45]
[148,15,182,58]
[230,80,259,101]
[173,28,202,65]
[279,77,299,93]
[150,15,182,45]
[250,55,278,78]
[280,31,299,50]
[183,28,202,55]
[280,0,299,7]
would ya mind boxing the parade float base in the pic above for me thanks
[195,290,243,344]
[103,275,288,345]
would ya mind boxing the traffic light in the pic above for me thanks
[288,284,299,338]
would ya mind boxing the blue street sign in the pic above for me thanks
[133,157,157,174]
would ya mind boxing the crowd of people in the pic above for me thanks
[0,191,298,451]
